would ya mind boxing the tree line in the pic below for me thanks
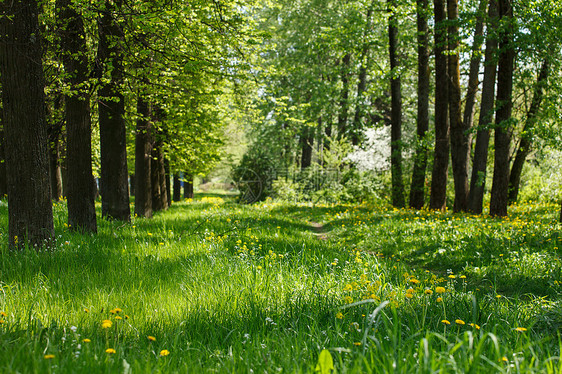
[0,0,253,247]
[246,0,562,217]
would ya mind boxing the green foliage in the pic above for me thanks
[231,148,276,203]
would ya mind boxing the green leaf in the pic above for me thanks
[315,349,334,374]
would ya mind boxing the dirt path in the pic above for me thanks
[309,221,328,240]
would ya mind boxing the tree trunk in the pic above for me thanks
[300,127,313,170]
[468,0,498,214]
[508,59,549,203]
[448,0,470,212]
[57,0,97,232]
[337,53,351,139]
[173,173,181,202]
[490,0,515,217]
[184,174,194,199]
[48,126,63,200]
[151,137,168,212]
[134,96,152,218]
[164,158,171,207]
[0,0,54,247]
[429,0,450,211]
[388,0,405,208]
[0,126,6,197]
[409,0,430,209]
[97,0,130,221]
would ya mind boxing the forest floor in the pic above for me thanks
[0,195,561,372]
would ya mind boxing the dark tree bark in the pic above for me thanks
[300,127,313,170]
[173,173,181,202]
[337,53,351,139]
[183,174,194,199]
[0,0,54,247]
[134,96,152,218]
[388,0,405,208]
[151,135,168,212]
[448,0,470,212]
[164,158,171,207]
[0,125,6,197]
[409,0,430,209]
[429,0,450,211]
[468,0,498,214]
[129,174,135,196]
[57,0,97,232]
[508,59,549,203]
[97,0,130,221]
[490,0,515,217]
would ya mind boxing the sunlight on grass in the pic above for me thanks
[0,198,561,372]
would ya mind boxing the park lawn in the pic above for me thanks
[0,196,561,373]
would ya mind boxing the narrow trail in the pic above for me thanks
[308,221,328,240]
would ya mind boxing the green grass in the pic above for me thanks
[0,196,561,372]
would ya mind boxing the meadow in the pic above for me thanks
[0,195,561,373]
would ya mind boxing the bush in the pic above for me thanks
[231,149,276,203]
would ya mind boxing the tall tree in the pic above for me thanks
[468,0,498,214]
[337,53,352,139]
[429,0,450,210]
[0,0,54,247]
[97,0,130,221]
[409,0,430,209]
[508,59,549,203]
[134,96,153,218]
[489,0,515,217]
[57,0,97,232]
[448,0,469,212]
[0,125,6,197]
[388,0,405,208]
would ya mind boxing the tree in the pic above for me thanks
[134,96,153,218]
[0,0,54,247]
[489,0,515,217]
[388,0,405,208]
[409,0,430,209]
[467,0,498,214]
[57,0,97,232]
[96,0,130,221]
[508,59,549,203]
[429,0,450,211]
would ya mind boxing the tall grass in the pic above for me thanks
[0,196,560,372]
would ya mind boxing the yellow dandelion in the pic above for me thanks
[406,288,415,293]
[410,278,420,284]
[82,338,91,343]
[106,348,116,354]
[0,312,7,317]
[160,349,170,357]
[460,275,466,279]
[84,308,89,313]
[515,327,527,332]
[109,309,117,314]
[455,319,465,325]
[114,308,122,313]
[441,320,451,325]
[147,232,153,236]
[501,356,508,362]
[257,265,262,270]
[344,296,353,304]
[436,287,446,294]
[469,323,480,330]
[148,335,156,342]
[336,312,344,319]
[124,315,130,319]
[424,289,433,295]
[44,354,55,360]
[101,319,112,329]
[115,316,122,320]
[353,342,361,346]
[448,275,456,279]
[496,295,502,299]
[0,320,4,324]
[405,293,413,299]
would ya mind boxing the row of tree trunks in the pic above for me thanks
[467,0,499,214]
[409,0,430,209]
[184,175,194,199]
[489,0,515,217]
[0,0,54,247]
[97,0,131,222]
[429,0,449,210]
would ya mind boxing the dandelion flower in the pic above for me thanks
[469,323,480,330]
[115,316,122,320]
[515,327,527,332]
[436,287,446,294]
[405,293,413,299]
[448,275,456,279]
[148,335,156,342]
[0,312,7,317]
[0,320,4,324]
[496,295,502,299]
[44,354,55,360]
[256,266,262,270]
[424,289,433,295]
[125,315,130,319]
[82,338,91,343]
[501,357,508,362]
[101,319,112,329]
[106,348,116,354]
[336,312,344,319]
[114,308,122,314]
[160,349,170,357]
[84,308,89,313]
[460,275,466,279]
[353,342,361,346]
[410,278,420,284]
[455,319,465,325]
[441,320,451,325]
